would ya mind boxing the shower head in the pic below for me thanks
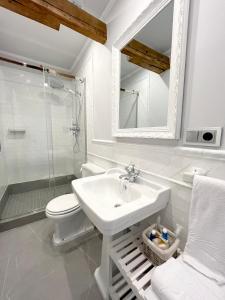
[49,78,64,89]
[45,77,80,97]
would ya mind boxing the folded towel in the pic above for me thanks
[150,257,225,300]
[183,175,225,284]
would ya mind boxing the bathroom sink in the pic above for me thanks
[72,168,170,235]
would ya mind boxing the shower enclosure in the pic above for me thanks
[0,58,86,230]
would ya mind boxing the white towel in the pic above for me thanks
[150,257,225,300]
[183,175,225,284]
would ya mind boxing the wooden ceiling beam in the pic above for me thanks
[0,0,60,30]
[43,0,105,33]
[19,0,106,43]
[0,0,107,44]
[122,39,170,73]
[128,57,164,74]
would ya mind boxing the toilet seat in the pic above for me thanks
[46,193,80,216]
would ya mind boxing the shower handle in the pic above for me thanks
[69,124,80,135]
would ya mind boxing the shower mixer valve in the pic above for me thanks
[69,123,80,136]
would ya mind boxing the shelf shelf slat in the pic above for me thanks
[110,231,156,300]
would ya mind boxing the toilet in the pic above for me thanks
[46,163,105,246]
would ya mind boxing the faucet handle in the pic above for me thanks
[125,163,134,173]
[134,168,140,176]
[125,162,139,174]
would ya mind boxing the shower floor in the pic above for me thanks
[0,183,72,220]
[0,175,76,231]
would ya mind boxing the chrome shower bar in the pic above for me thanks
[0,55,76,80]
[120,88,139,95]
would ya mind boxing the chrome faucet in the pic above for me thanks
[119,163,140,183]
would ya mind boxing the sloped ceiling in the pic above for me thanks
[0,0,111,71]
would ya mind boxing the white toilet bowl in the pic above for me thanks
[46,193,93,246]
[46,163,105,246]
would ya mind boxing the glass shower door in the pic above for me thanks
[0,63,53,222]
[72,77,87,177]
[43,71,86,199]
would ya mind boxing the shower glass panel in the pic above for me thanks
[0,62,86,225]
[43,70,86,197]
[0,63,52,221]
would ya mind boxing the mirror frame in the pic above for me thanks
[112,0,190,139]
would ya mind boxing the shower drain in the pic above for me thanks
[114,203,121,208]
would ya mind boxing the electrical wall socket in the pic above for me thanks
[183,127,222,147]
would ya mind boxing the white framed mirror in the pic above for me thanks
[112,0,190,139]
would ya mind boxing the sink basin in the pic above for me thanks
[72,168,170,235]
[72,168,171,299]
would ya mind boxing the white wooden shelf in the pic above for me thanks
[109,231,156,300]
[109,272,136,300]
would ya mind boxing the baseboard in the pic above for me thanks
[0,210,46,232]
[8,174,76,194]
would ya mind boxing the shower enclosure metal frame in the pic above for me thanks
[0,56,76,80]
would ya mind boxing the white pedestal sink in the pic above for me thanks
[72,168,170,299]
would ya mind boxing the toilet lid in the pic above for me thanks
[46,193,80,215]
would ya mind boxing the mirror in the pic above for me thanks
[112,0,190,139]
[119,1,173,129]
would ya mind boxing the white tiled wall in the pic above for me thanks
[0,64,85,185]
[120,66,169,128]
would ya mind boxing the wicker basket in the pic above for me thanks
[142,224,180,266]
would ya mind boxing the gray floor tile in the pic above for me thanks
[80,234,102,267]
[0,219,103,300]
[0,230,14,259]
[0,225,33,258]
[0,257,10,299]
[29,218,54,243]
[85,281,103,300]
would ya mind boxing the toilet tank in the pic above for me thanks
[81,163,105,177]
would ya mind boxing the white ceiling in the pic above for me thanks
[0,0,111,71]
[135,1,174,53]
[121,1,174,79]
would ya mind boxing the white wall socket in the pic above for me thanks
[183,127,222,147]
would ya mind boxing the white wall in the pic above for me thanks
[120,68,169,128]
[120,89,138,128]
[74,0,225,248]
[0,64,84,184]
[182,0,225,137]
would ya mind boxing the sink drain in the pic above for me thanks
[114,203,121,208]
